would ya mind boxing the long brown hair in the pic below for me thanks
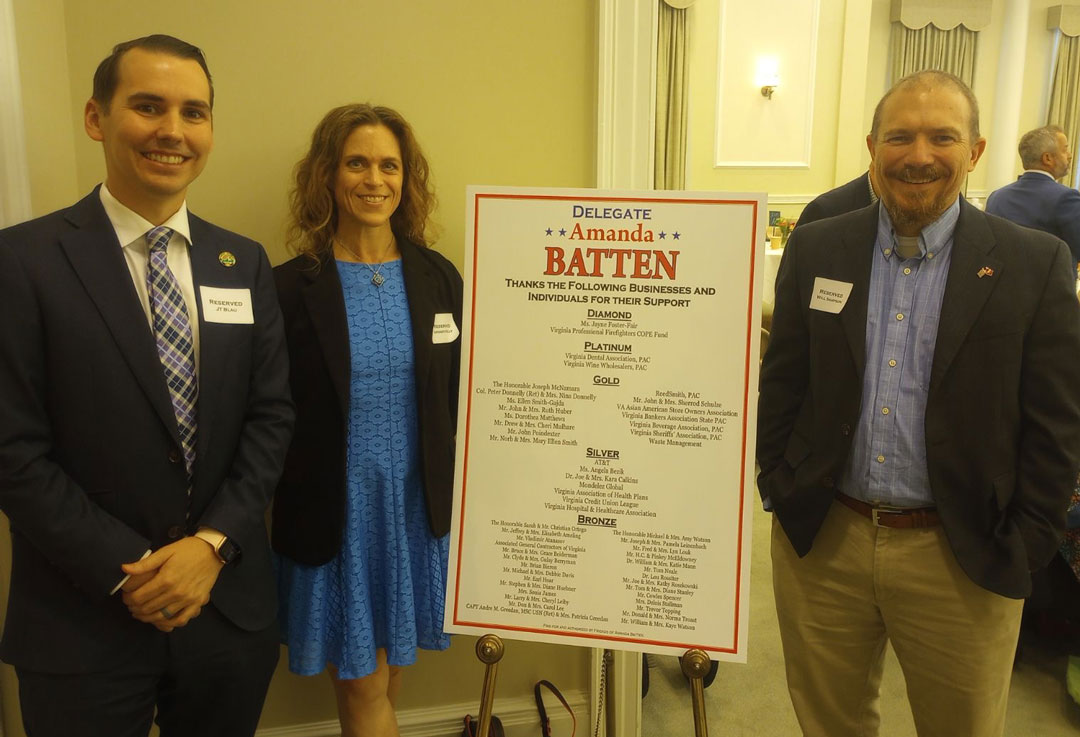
[288,104,436,262]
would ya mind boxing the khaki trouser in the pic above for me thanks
[772,502,1023,737]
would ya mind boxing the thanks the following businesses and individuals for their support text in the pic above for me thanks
[445,187,765,660]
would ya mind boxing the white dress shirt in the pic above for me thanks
[97,185,224,593]
[98,184,201,373]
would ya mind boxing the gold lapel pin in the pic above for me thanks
[218,251,237,267]
[977,266,994,278]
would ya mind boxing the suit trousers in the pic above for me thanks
[15,604,279,737]
[771,502,1022,737]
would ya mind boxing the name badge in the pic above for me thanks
[433,313,459,344]
[809,277,853,314]
[200,286,254,324]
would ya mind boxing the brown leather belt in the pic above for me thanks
[834,492,940,529]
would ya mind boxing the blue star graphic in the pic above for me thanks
[658,231,667,239]
[545,228,553,236]
[559,228,567,236]
[672,232,681,240]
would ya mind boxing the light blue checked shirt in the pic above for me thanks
[840,198,960,507]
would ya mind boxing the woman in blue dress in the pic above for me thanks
[273,104,462,737]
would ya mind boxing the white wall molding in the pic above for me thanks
[0,0,31,229]
[713,0,820,168]
[255,690,588,737]
[768,194,816,205]
[596,0,658,188]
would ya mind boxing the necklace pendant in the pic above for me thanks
[371,272,385,287]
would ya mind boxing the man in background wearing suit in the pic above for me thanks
[0,35,293,737]
[986,124,1080,276]
[793,170,876,230]
[758,70,1080,736]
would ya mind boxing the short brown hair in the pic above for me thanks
[288,104,436,262]
[870,70,979,142]
[92,35,213,112]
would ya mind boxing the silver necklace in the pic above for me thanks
[334,234,396,286]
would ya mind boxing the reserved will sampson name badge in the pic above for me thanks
[432,312,459,344]
[200,286,254,324]
[809,277,853,314]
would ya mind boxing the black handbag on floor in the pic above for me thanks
[461,678,574,737]
[535,679,576,737]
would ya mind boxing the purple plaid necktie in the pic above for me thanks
[146,226,198,481]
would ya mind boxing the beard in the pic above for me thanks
[878,164,958,233]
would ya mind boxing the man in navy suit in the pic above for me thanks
[987,124,1080,275]
[0,35,293,736]
[794,170,877,230]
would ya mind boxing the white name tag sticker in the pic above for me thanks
[809,277,853,314]
[432,312,459,344]
[200,286,254,324]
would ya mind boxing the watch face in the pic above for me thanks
[219,539,240,564]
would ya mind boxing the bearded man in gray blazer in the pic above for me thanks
[758,70,1080,737]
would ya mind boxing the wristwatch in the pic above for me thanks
[215,536,241,565]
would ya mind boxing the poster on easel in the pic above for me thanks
[444,186,765,661]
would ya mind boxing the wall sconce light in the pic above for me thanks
[756,57,780,101]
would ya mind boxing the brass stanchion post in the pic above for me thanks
[680,648,711,737]
[474,634,505,737]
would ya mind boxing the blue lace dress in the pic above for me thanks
[277,259,451,679]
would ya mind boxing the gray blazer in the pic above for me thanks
[758,199,1080,598]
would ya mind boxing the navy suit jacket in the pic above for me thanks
[986,171,1080,271]
[758,199,1080,598]
[271,241,462,566]
[0,189,294,672]
[794,172,874,230]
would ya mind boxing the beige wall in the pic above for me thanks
[685,0,848,198]
[53,0,597,270]
[9,0,1076,733]
[9,0,596,733]
[685,0,1071,215]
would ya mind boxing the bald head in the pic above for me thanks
[870,70,980,143]
[865,69,986,236]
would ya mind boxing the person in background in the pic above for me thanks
[986,124,1080,276]
[793,169,877,230]
[273,104,462,737]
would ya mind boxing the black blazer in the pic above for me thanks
[0,189,294,672]
[758,199,1080,598]
[794,172,873,230]
[272,240,463,566]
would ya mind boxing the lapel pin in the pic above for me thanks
[977,266,994,278]
[218,251,237,268]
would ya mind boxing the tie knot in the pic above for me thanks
[146,226,174,254]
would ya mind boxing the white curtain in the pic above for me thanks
[889,22,978,86]
[654,0,688,190]
[1047,31,1080,186]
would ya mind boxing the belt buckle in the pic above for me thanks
[870,505,904,527]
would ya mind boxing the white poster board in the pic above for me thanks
[445,187,765,660]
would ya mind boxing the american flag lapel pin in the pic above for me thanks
[977,266,994,278]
